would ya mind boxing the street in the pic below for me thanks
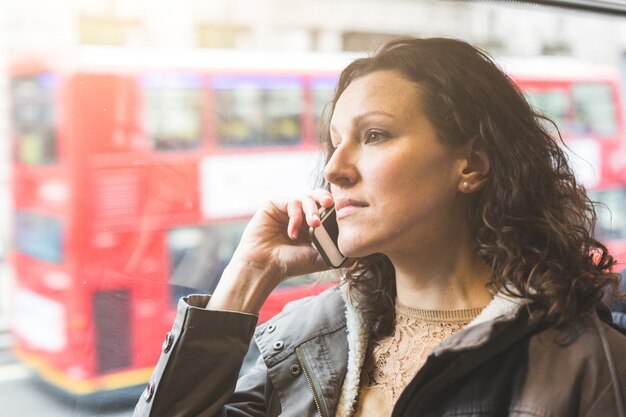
[0,349,136,417]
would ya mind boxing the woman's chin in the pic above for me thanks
[339,241,371,259]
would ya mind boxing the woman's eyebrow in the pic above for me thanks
[330,110,397,134]
[353,111,397,125]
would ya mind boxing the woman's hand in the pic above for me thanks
[206,189,335,314]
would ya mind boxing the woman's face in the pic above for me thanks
[325,70,468,258]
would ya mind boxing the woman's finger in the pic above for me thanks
[310,188,334,209]
[286,199,304,240]
[300,195,321,228]
[302,188,335,226]
[284,189,335,240]
[302,188,336,227]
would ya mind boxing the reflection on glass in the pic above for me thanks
[11,74,57,164]
[15,211,63,263]
[214,75,303,147]
[590,188,626,241]
[142,73,203,151]
[525,82,617,138]
[167,221,247,303]
[167,221,321,305]
[572,82,616,137]
[312,76,337,137]
[3,2,626,414]
[525,88,569,137]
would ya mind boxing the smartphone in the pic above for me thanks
[309,207,350,268]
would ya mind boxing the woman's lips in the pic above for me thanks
[334,198,368,219]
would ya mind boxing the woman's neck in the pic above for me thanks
[388,232,493,311]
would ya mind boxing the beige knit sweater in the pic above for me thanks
[337,302,484,417]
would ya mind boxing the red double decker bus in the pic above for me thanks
[503,56,626,275]
[7,49,626,397]
[8,47,351,396]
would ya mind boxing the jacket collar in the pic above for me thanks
[467,292,525,328]
[335,286,368,417]
[337,286,528,416]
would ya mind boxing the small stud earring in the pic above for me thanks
[463,181,469,192]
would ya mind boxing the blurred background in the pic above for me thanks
[0,0,625,415]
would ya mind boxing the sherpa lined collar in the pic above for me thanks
[335,285,526,417]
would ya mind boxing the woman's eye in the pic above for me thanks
[364,129,389,144]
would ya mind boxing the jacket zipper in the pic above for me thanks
[295,347,327,417]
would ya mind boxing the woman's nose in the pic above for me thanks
[323,144,358,187]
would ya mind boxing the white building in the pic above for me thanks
[2,0,626,61]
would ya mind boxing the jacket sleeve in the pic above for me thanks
[133,294,266,417]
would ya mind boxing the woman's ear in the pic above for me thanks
[458,136,490,193]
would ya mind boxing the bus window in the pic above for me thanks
[312,76,337,137]
[572,82,617,137]
[166,221,332,317]
[11,74,57,165]
[167,221,247,303]
[213,75,303,147]
[142,73,203,151]
[524,88,569,136]
[15,211,63,263]
[590,189,626,241]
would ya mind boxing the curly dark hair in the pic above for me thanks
[320,37,622,339]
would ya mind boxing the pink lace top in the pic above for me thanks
[348,302,484,417]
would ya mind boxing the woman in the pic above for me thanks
[134,38,626,417]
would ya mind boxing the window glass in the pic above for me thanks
[167,221,246,303]
[590,188,626,241]
[4,2,626,415]
[213,75,303,147]
[312,76,337,137]
[524,88,570,136]
[11,74,57,164]
[572,82,617,137]
[15,211,63,263]
[142,73,203,151]
[167,221,316,304]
